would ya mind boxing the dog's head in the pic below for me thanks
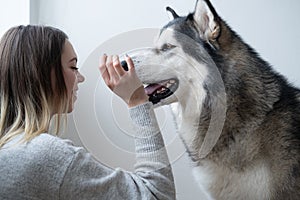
[122,0,224,108]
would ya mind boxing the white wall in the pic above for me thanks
[30,0,300,199]
[0,0,29,37]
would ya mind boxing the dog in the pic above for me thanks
[121,0,300,199]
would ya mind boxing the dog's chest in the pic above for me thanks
[192,162,271,200]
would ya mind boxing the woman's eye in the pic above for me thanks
[71,66,79,71]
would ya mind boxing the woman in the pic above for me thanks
[0,25,175,199]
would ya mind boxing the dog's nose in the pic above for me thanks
[120,60,128,71]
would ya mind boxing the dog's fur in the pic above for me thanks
[125,0,300,199]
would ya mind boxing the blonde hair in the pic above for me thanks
[0,25,69,147]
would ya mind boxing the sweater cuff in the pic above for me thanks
[129,102,170,168]
[129,102,157,130]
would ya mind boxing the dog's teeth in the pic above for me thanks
[156,87,167,94]
[169,80,175,84]
[166,83,172,88]
[160,88,166,93]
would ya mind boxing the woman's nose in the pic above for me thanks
[77,71,85,83]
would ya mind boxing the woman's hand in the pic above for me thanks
[99,54,149,107]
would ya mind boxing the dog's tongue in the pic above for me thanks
[144,84,164,95]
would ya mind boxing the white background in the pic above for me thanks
[2,0,300,199]
[0,0,29,37]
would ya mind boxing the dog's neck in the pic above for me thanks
[171,88,226,161]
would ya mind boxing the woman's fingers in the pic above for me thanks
[106,55,120,89]
[99,54,110,83]
[99,54,127,90]
[125,54,135,71]
[99,54,147,106]
[106,55,118,78]
[113,55,125,77]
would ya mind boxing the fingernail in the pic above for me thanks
[112,55,118,62]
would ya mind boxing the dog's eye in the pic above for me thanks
[161,43,176,52]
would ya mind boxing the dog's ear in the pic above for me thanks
[193,0,220,42]
[166,6,179,20]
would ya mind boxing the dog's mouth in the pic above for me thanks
[120,60,178,104]
[144,79,179,104]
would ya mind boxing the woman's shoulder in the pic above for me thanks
[31,133,84,157]
[0,133,85,188]
[22,134,87,177]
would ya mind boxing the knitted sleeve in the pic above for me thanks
[59,102,175,200]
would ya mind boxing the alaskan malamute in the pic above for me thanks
[122,0,300,199]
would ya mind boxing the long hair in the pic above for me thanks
[0,25,69,147]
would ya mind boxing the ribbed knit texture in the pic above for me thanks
[0,102,175,200]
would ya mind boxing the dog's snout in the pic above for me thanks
[120,60,128,71]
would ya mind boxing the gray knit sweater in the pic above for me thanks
[0,102,175,200]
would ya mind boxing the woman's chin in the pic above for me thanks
[67,98,76,113]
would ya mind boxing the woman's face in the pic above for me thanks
[61,40,85,112]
